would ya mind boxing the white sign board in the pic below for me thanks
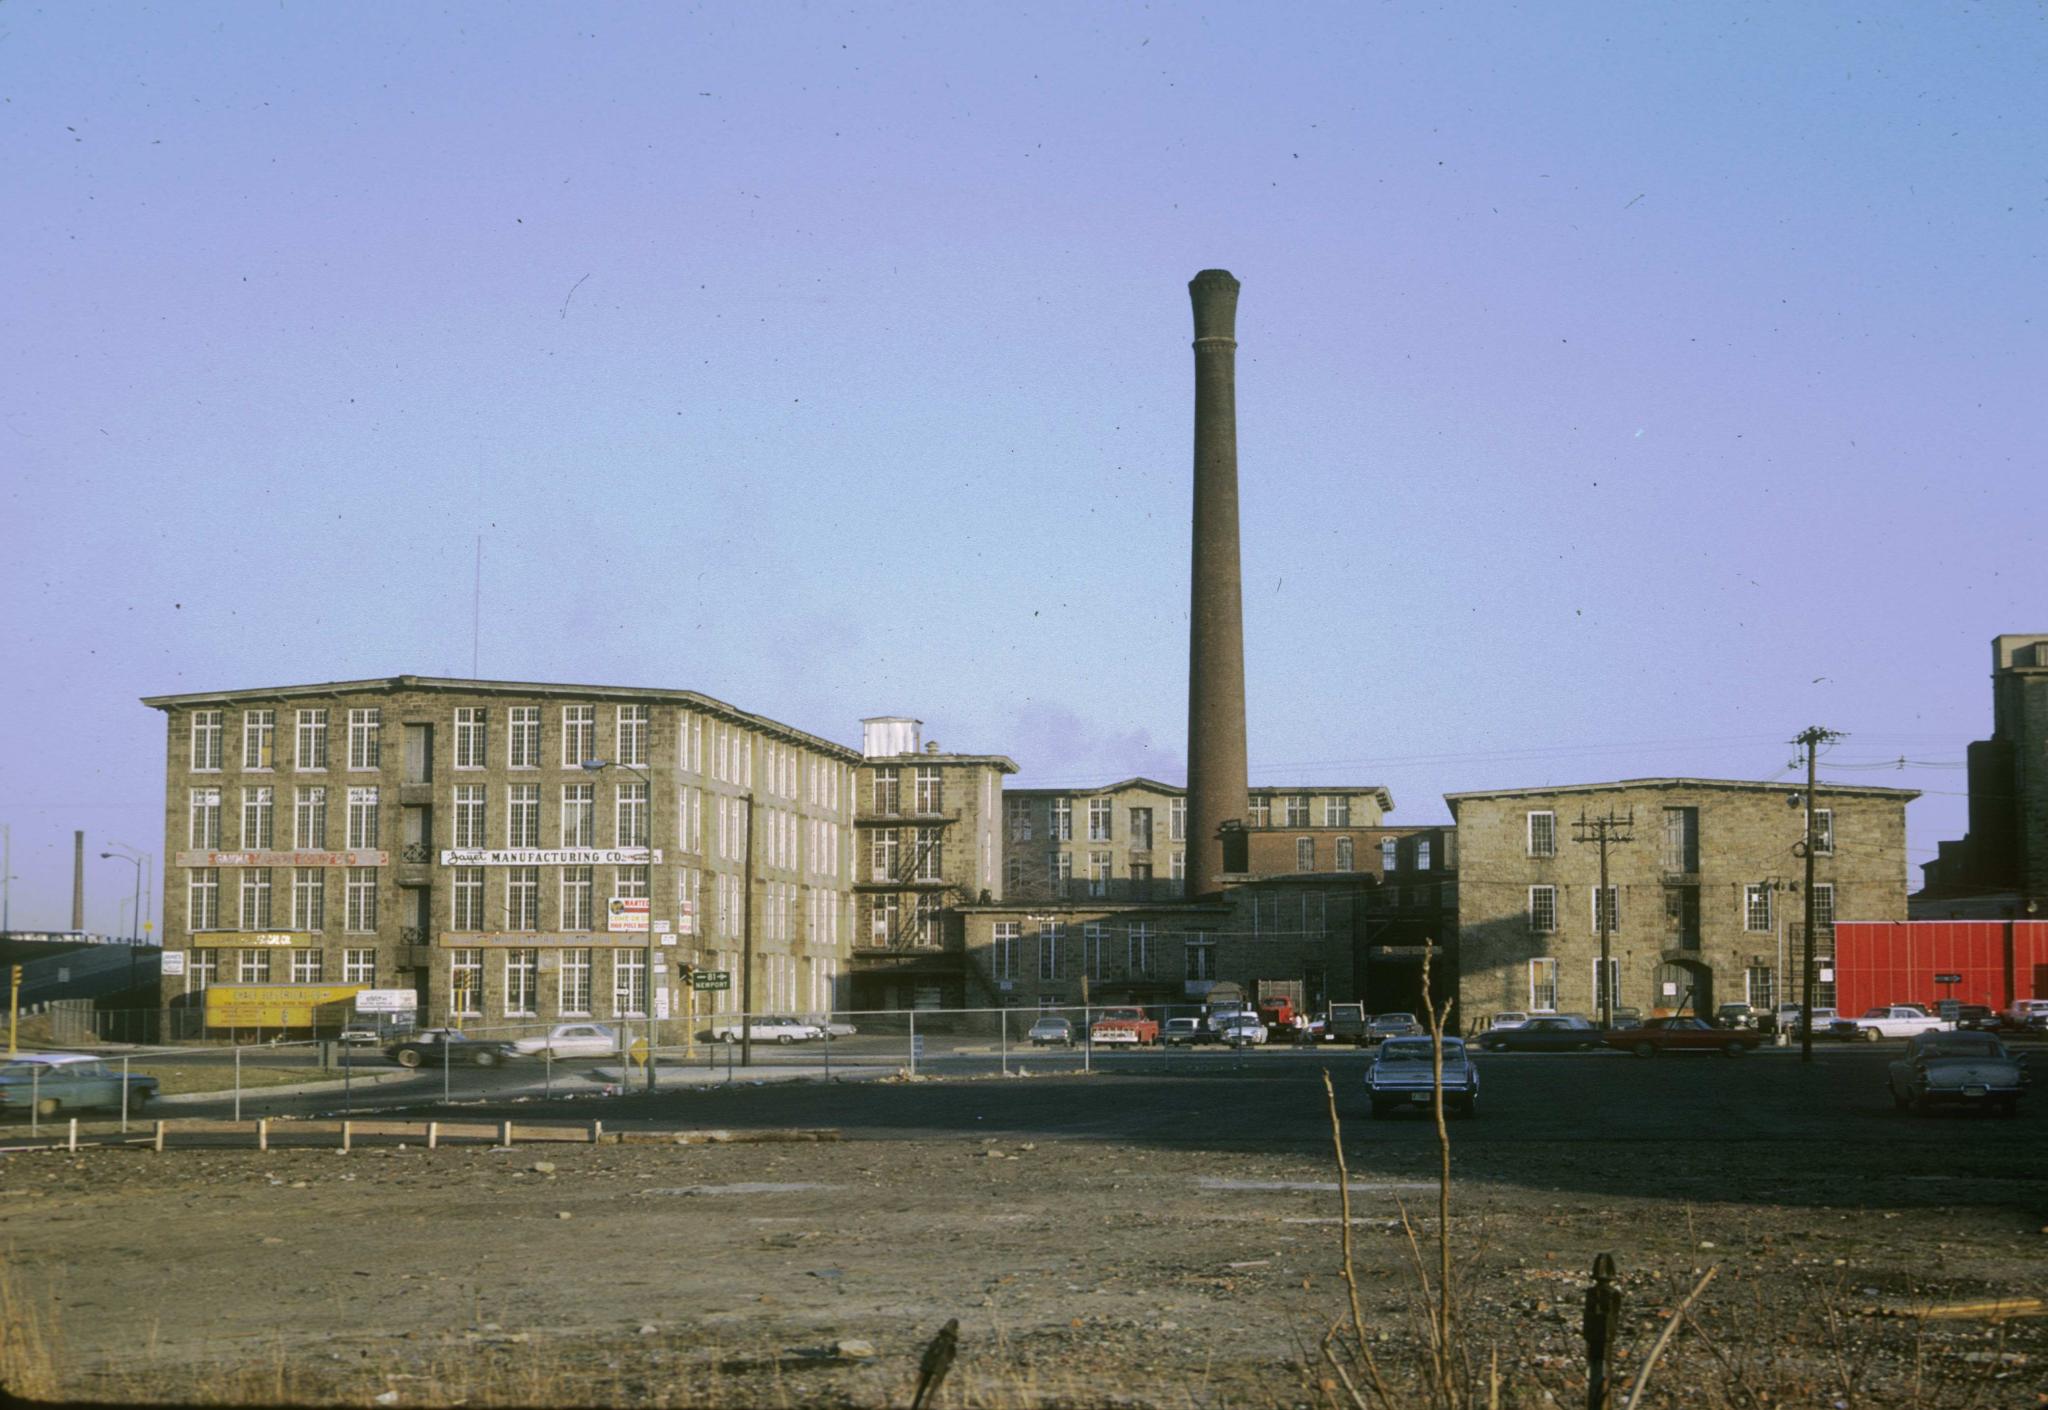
[652,919,672,934]
[160,951,187,977]
[355,988,420,1013]
[607,897,651,933]
[438,848,662,867]
[655,989,672,1020]
[680,915,698,936]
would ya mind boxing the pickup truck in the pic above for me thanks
[1088,1006,1160,1045]
[1828,1005,1956,1043]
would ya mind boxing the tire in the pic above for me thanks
[1632,1041,1656,1059]
[129,1088,152,1111]
[723,1033,739,1046]
[473,1051,500,1068]
[395,1049,422,1069]
[1483,1040,1504,1053]
[777,1035,793,1045]
[1863,1028,1883,1044]
[35,1097,60,1118]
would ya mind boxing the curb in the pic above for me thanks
[156,1070,419,1106]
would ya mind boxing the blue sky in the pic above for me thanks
[2,2,2041,931]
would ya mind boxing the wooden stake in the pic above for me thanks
[153,1120,165,1152]
[258,1118,269,1152]
[499,1120,513,1148]
[67,1117,77,1152]
[427,1121,439,1150]
[340,1120,352,1153]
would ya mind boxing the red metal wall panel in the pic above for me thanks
[1834,920,2048,1015]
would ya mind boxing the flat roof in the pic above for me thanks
[1007,778,1397,811]
[1444,777,1920,805]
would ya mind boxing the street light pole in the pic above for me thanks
[100,848,144,942]
[584,757,659,1092]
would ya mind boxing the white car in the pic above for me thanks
[1488,1011,1530,1032]
[802,1015,859,1038]
[507,1023,621,1059]
[1216,1015,1268,1047]
[710,1016,821,1045]
[1829,1005,1956,1043]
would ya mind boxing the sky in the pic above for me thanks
[2,2,2042,933]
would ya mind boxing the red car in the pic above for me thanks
[1606,1016,1757,1058]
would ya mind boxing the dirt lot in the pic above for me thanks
[3,1051,2045,1408]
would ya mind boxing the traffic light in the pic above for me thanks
[679,963,697,985]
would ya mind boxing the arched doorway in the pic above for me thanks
[1653,957,1713,1017]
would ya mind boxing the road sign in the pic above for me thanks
[692,971,731,992]
[627,1037,650,1067]
[1934,972,1963,985]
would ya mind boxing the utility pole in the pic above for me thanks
[1572,810,1634,1030]
[1794,726,1845,1064]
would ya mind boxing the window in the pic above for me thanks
[992,922,1020,980]
[452,867,484,930]
[291,869,324,930]
[507,785,540,848]
[1810,882,1835,931]
[1170,849,1185,893]
[1591,885,1619,933]
[872,767,900,815]
[346,709,381,770]
[344,868,378,931]
[242,787,275,849]
[1049,798,1071,841]
[613,951,646,1018]
[1007,798,1034,842]
[1284,795,1310,827]
[238,948,272,983]
[342,949,374,984]
[1812,924,1837,1009]
[617,705,648,768]
[1529,958,1559,1012]
[190,710,223,771]
[509,707,541,768]
[295,709,328,770]
[1744,884,1772,932]
[870,894,899,945]
[1088,798,1113,841]
[446,785,483,849]
[1528,885,1557,933]
[1130,807,1153,850]
[616,782,648,848]
[1129,922,1154,976]
[1048,851,1072,898]
[1323,796,1351,827]
[187,949,219,994]
[294,787,327,849]
[1812,809,1834,856]
[555,783,593,847]
[1335,837,1354,872]
[1037,922,1065,980]
[871,830,899,882]
[290,949,323,984]
[560,949,593,1015]
[561,705,595,767]
[914,893,942,946]
[1417,839,1433,871]
[1745,964,1774,1010]
[915,828,943,881]
[1661,807,1699,872]
[1592,957,1619,1014]
[1248,796,1271,827]
[450,949,483,1017]
[345,787,379,849]
[561,866,594,930]
[505,949,538,1017]
[239,869,273,930]
[242,709,275,769]
[614,864,647,900]
[1084,923,1107,980]
[1527,811,1556,857]
[1088,851,1112,896]
[913,766,942,815]
[454,707,487,769]
[1185,932,1216,982]
[1296,837,1315,872]
[1381,837,1398,872]
[189,788,222,849]
[187,869,220,930]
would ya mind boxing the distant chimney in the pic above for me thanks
[72,830,85,931]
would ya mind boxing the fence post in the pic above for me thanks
[1001,1007,1009,1076]
[258,1118,269,1152]
[67,1117,77,1152]
[545,1046,553,1098]
[121,1056,131,1134]
[234,1046,243,1124]
[823,1019,831,1080]
[30,1067,38,1137]
[499,1120,513,1148]
[909,1009,917,1077]
[1584,1252,1622,1410]
[340,1120,352,1154]
[153,1120,165,1153]
[427,1121,439,1150]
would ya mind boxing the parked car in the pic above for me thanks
[1486,1011,1530,1032]
[0,1053,159,1117]
[710,1016,820,1045]
[1478,1014,1604,1052]
[385,1030,517,1069]
[1887,1031,2029,1116]
[802,1015,859,1038]
[2002,999,2048,1028]
[1163,1016,1214,1046]
[1027,1017,1074,1047]
[1367,1036,1479,1118]
[1089,1006,1161,1045]
[1367,1012,1423,1043]
[1829,1005,1955,1043]
[1715,1003,1759,1030]
[1607,1017,1757,1057]
[507,1022,621,1059]
[337,1027,382,1047]
[1952,1004,2000,1032]
[1216,1014,1268,1047]
[1774,1004,1839,1037]
[1325,1002,1370,1044]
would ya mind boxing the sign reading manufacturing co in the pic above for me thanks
[174,849,389,868]
[437,848,663,866]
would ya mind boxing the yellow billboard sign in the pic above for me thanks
[204,983,364,1029]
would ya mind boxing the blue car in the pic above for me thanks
[0,1053,159,1119]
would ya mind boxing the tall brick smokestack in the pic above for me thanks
[72,830,85,931]
[1185,269,1250,897]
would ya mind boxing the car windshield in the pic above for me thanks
[1379,1039,1459,1062]
[1376,1013,1416,1023]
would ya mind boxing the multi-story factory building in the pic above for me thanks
[143,676,861,1035]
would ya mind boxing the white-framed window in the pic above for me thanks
[561,704,595,767]
[1528,885,1558,933]
[346,708,381,771]
[915,828,943,882]
[1812,808,1834,856]
[1037,922,1065,980]
[1006,798,1034,843]
[1529,958,1559,1012]
[561,866,594,930]
[239,869,273,931]
[344,868,377,932]
[242,786,275,849]
[1527,811,1556,858]
[508,706,541,768]
[1006,855,1024,893]
[1744,883,1772,932]
[342,948,374,984]
[452,867,485,930]
[1417,838,1433,870]
[1130,807,1154,851]
[870,893,899,945]
[1284,795,1310,827]
[1049,798,1072,841]
[1170,797,1186,842]
[1745,964,1774,1010]
[187,868,220,929]
[187,949,219,994]
[295,708,328,771]
[1170,849,1185,892]
[872,766,900,815]
[294,787,327,849]
[617,704,648,768]
[560,948,593,1016]
[1088,850,1112,896]
[1335,836,1354,872]
[913,766,942,816]
[504,949,538,1017]
[189,788,222,849]
[454,707,487,769]
[871,830,899,882]
[507,784,540,848]
[449,785,483,849]
[558,783,594,847]
[614,864,648,901]
[1129,921,1154,976]
[1084,923,1107,980]
[1296,837,1315,872]
[1088,798,1113,841]
[290,948,323,984]
[1048,851,1072,898]
[616,782,648,848]
[190,710,223,772]
[291,868,324,930]
[242,709,276,770]
[1380,837,1398,872]
[1592,957,1619,1013]
[1323,795,1351,827]
[914,892,942,947]
[1185,931,1216,981]
[1248,795,1271,827]
[1810,882,1835,931]
[612,951,646,1018]
[1591,885,1620,933]
[237,948,272,983]
[450,948,483,1017]
[992,921,1019,980]
[345,787,379,849]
